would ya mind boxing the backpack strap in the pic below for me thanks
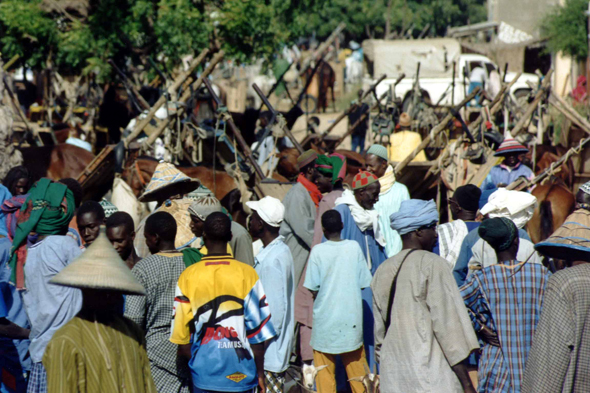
[384,249,416,335]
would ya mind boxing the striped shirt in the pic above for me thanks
[460,260,550,393]
[170,253,276,391]
[43,315,157,393]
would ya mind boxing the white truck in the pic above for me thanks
[362,38,539,109]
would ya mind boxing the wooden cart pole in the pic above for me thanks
[141,51,225,148]
[549,92,590,134]
[298,23,346,79]
[203,78,266,180]
[308,73,391,146]
[425,72,523,178]
[252,83,304,153]
[333,91,387,148]
[393,87,481,175]
[549,97,590,136]
[507,133,590,191]
[123,48,210,146]
[332,73,408,149]
[511,69,553,137]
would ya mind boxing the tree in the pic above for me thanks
[543,0,588,60]
[0,0,489,81]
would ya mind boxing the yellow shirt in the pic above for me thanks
[388,131,427,162]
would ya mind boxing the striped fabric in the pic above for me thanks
[437,220,468,268]
[460,261,551,393]
[43,315,157,393]
[494,138,528,156]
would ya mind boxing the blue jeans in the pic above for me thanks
[351,134,365,153]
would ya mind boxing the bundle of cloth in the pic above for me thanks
[469,188,541,269]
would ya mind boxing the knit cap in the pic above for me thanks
[367,144,388,162]
[352,171,379,190]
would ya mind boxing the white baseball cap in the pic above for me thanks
[246,196,285,227]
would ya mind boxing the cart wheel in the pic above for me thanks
[300,94,317,114]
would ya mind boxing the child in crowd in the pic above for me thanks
[303,210,372,393]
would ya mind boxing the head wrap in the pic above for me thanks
[188,196,222,221]
[580,181,590,196]
[316,153,347,185]
[479,217,518,251]
[9,178,76,287]
[480,188,537,229]
[367,145,388,162]
[390,199,439,235]
[352,171,379,190]
[454,184,482,212]
[297,150,318,170]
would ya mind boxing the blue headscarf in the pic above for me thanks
[390,199,439,235]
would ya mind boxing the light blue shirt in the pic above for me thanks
[480,163,534,191]
[374,182,410,258]
[0,236,31,377]
[304,240,372,354]
[253,235,294,373]
[22,236,82,363]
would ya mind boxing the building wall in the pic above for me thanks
[488,0,561,38]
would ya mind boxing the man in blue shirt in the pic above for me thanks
[480,135,533,191]
[0,236,31,393]
[247,197,294,393]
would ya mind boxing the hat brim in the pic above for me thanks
[139,179,200,202]
[494,148,529,157]
[50,279,147,296]
[534,242,590,262]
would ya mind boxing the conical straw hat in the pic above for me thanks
[139,162,200,202]
[535,209,590,262]
[50,226,146,295]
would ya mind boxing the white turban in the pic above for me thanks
[480,188,537,229]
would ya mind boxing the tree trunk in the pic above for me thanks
[385,0,393,39]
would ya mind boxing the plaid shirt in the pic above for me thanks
[125,252,190,392]
[460,260,550,393]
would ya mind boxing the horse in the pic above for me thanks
[20,143,95,182]
[304,60,336,113]
[527,179,575,244]
[122,157,239,203]
[121,157,288,225]
[523,147,575,189]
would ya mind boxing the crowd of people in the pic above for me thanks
[0,129,589,393]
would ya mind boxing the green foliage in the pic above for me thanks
[0,0,488,80]
[217,0,288,62]
[0,0,57,68]
[543,0,588,60]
